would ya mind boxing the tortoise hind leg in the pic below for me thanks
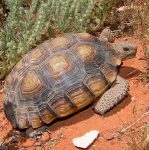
[94,75,129,115]
[25,125,49,138]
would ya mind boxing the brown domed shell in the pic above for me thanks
[3,33,120,129]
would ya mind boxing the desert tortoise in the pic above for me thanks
[3,29,137,131]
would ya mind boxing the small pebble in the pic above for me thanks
[41,132,51,143]
[34,141,42,147]
[131,96,135,101]
[22,138,36,148]
[44,145,50,150]
[103,132,115,140]
[35,146,43,150]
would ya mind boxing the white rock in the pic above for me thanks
[131,96,135,101]
[72,130,100,149]
[117,6,129,12]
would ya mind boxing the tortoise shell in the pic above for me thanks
[3,33,121,129]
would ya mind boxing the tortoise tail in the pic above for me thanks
[3,101,18,128]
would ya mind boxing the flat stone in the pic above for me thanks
[72,130,100,149]
[34,141,42,146]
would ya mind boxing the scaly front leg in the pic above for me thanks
[94,75,129,115]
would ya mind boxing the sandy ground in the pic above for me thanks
[0,37,149,150]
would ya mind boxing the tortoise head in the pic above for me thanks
[112,41,137,61]
[99,28,137,61]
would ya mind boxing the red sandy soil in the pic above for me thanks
[0,37,149,150]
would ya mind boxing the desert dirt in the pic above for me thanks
[0,37,149,150]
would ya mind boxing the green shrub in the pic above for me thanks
[88,0,116,32]
[0,0,116,79]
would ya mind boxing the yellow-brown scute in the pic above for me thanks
[99,64,118,83]
[17,116,29,129]
[52,99,75,117]
[70,88,94,110]
[105,70,117,83]
[51,37,70,48]
[47,55,72,78]
[40,110,56,124]
[15,60,25,72]
[76,45,95,61]
[48,55,69,74]
[87,77,108,98]
[30,114,43,128]
[77,33,93,39]
[21,70,44,95]
[30,48,43,63]
[16,106,29,128]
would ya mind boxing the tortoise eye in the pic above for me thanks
[124,47,130,51]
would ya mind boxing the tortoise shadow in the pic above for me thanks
[50,94,132,132]
[119,66,141,79]
[50,103,95,132]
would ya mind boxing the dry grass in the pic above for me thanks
[126,120,149,150]
[127,0,149,138]
[126,0,149,82]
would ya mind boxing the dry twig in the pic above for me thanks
[105,110,149,140]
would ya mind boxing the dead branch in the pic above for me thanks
[105,110,149,140]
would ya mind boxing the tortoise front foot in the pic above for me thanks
[25,125,49,138]
[94,75,129,115]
